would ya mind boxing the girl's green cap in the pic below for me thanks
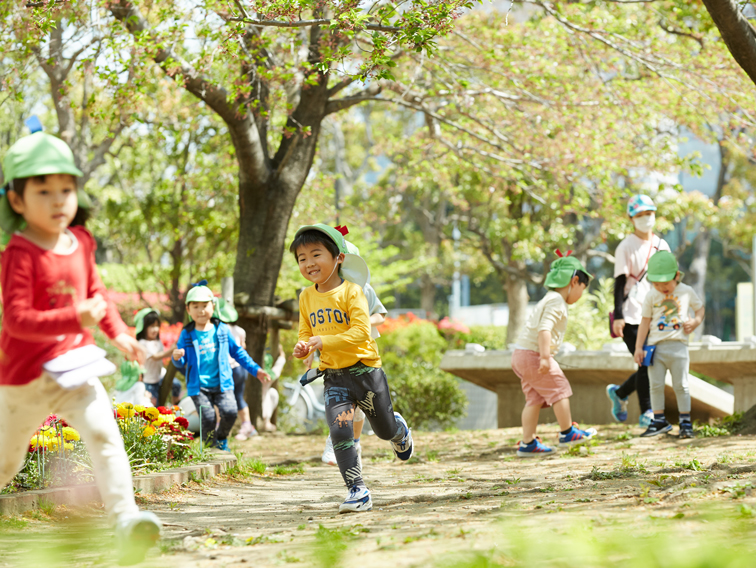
[647,251,681,283]
[134,308,158,335]
[214,298,239,323]
[544,254,591,288]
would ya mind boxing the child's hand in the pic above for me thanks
[172,348,185,361]
[113,333,145,365]
[634,348,645,366]
[293,341,309,359]
[306,336,324,352]
[77,294,107,327]
[257,369,271,383]
[303,352,315,369]
[683,317,700,334]
[538,356,550,374]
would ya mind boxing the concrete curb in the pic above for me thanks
[0,451,237,517]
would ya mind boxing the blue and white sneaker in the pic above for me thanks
[115,511,162,565]
[390,412,413,461]
[339,485,372,514]
[215,438,230,452]
[639,410,654,428]
[516,436,554,458]
[606,385,628,422]
[559,423,597,446]
[640,420,672,437]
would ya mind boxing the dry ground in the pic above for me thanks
[3,424,756,567]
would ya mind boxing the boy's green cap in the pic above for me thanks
[544,254,591,288]
[214,298,239,323]
[292,224,370,288]
[0,132,89,234]
[647,251,681,283]
[186,280,215,304]
[134,308,157,335]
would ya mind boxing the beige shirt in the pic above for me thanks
[641,283,704,345]
[517,291,568,354]
[614,234,670,325]
[138,339,166,384]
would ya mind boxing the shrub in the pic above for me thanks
[380,318,467,430]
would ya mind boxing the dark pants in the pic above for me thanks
[615,323,652,413]
[324,363,403,489]
[190,388,238,443]
[145,378,182,403]
[232,366,248,411]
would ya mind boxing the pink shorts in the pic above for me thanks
[512,349,573,408]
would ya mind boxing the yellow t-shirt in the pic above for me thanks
[298,280,382,370]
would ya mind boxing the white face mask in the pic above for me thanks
[633,213,656,233]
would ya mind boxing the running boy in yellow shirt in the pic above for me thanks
[291,224,413,513]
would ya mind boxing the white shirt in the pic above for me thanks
[642,283,704,345]
[517,291,568,354]
[228,324,246,369]
[138,339,166,384]
[614,234,671,325]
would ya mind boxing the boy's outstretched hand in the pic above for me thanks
[634,348,645,367]
[113,333,145,365]
[257,369,271,383]
[172,348,185,361]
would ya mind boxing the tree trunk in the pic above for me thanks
[505,271,529,346]
[420,274,437,319]
[701,0,756,88]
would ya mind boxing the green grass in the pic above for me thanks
[0,517,28,531]
[272,463,306,476]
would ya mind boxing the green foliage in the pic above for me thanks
[381,319,467,430]
[564,278,616,350]
[697,412,744,438]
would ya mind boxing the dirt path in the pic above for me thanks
[3,425,756,567]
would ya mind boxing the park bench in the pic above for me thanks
[440,341,735,428]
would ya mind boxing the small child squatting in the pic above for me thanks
[633,251,705,439]
[290,223,413,513]
[511,254,598,457]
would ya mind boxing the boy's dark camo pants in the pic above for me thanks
[324,362,402,488]
[191,388,238,443]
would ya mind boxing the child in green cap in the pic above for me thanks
[634,251,705,438]
[0,131,161,564]
[511,253,598,457]
[290,224,413,514]
[172,281,270,450]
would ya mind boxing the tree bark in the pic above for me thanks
[700,0,756,87]
[420,274,437,319]
[505,267,530,346]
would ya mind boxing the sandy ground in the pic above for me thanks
[3,423,756,567]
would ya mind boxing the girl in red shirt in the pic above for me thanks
[0,131,161,565]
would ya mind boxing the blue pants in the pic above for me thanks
[232,366,248,411]
[145,378,182,403]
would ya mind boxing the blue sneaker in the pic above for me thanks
[606,385,628,422]
[339,485,372,513]
[559,423,597,446]
[215,438,230,452]
[640,420,672,437]
[639,410,654,428]
[516,436,554,458]
[390,413,413,461]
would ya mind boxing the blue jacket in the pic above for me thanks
[174,319,261,397]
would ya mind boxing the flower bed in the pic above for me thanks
[2,405,196,494]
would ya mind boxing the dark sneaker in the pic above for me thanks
[640,420,672,437]
[606,385,628,422]
[679,421,695,439]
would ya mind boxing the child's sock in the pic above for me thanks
[354,437,360,444]
[560,426,573,435]
[679,413,691,424]
[653,412,666,424]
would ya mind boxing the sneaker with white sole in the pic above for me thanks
[339,485,372,513]
[558,423,597,446]
[606,385,628,422]
[390,412,413,461]
[640,420,672,437]
[115,511,162,565]
[322,435,337,466]
[516,436,554,457]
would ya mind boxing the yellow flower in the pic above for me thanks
[64,442,74,451]
[117,403,135,419]
[39,426,56,438]
[142,426,156,438]
[156,414,175,425]
[61,427,80,442]
[143,407,160,422]
[46,438,60,451]
[134,405,146,413]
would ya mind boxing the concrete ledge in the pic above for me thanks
[0,451,237,517]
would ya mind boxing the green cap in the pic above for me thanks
[544,255,591,288]
[186,280,215,304]
[647,251,681,283]
[0,132,89,234]
[134,308,158,335]
[214,298,239,323]
[114,360,144,392]
[292,224,370,288]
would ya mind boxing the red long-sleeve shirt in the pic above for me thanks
[0,226,127,385]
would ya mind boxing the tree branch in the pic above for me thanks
[226,16,401,33]
[700,0,756,87]
[325,83,383,114]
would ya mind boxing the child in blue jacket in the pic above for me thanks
[172,281,270,450]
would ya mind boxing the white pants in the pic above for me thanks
[261,382,280,421]
[0,374,139,524]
